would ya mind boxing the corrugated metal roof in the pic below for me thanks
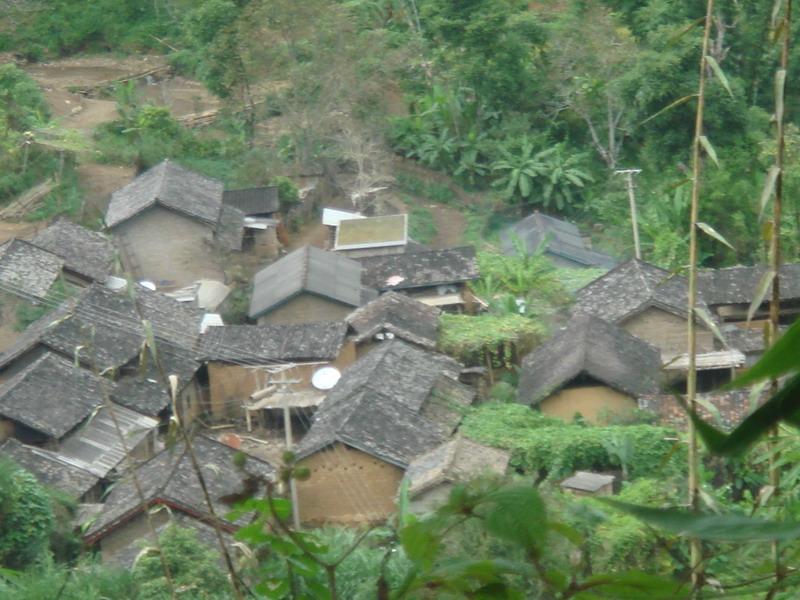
[222,186,279,215]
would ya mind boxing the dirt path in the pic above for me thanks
[429,204,467,248]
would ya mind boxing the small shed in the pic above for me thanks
[345,291,440,355]
[501,212,617,269]
[333,214,408,258]
[561,471,616,496]
[248,246,377,324]
[222,186,279,217]
[573,259,716,361]
[359,246,480,311]
[294,340,474,525]
[518,314,662,423]
[29,217,115,285]
[404,437,510,513]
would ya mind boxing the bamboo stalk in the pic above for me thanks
[768,0,791,592]
[687,0,715,591]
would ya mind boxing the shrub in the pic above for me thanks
[406,204,438,244]
[0,460,54,569]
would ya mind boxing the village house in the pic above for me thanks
[359,246,480,311]
[501,212,617,269]
[403,436,510,514]
[199,320,354,420]
[104,160,245,290]
[0,238,64,300]
[222,186,281,258]
[248,245,377,325]
[0,283,207,425]
[294,340,475,525]
[29,217,116,285]
[345,291,441,356]
[572,258,716,361]
[0,353,158,474]
[83,436,275,567]
[698,263,800,325]
[0,438,102,502]
[333,214,408,258]
[517,314,662,423]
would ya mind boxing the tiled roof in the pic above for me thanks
[0,238,63,298]
[29,218,115,282]
[359,246,479,291]
[222,187,279,216]
[346,292,440,349]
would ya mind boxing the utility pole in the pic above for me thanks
[615,168,642,259]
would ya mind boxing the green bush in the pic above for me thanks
[0,460,54,569]
[406,204,438,244]
[396,173,455,204]
[270,176,300,213]
[462,403,684,480]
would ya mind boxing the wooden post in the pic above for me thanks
[284,404,301,529]
[615,168,642,259]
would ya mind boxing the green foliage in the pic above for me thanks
[405,203,437,244]
[133,525,229,599]
[270,176,299,212]
[395,173,455,204]
[0,461,54,569]
[438,313,544,366]
[462,404,684,480]
[0,559,138,600]
[15,279,74,331]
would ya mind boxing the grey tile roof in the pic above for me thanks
[222,187,279,216]
[572,258,708,323]
[29,218,115,282]
[346,292,440,349]
[200,321,347,362]
[0,352,108,439]
[84,436,275,543]
[0,438,100,499]
[296,340,474,467]
[215,204,245,251]
[359,246,479,291]
[698,263,800,306]
[560,471,615,492]
[501,213,617,268]
[404,436,510,497]
[0,283,204,373]
[106,160,224,228]
[518,314,662,405]
[0,238,64,298]
[249,246,377,319]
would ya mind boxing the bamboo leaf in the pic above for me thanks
[698,135,719,167]
[730,319,800,387]
[696,222,734,250]
[776,68,787,123]
[746,269,776,322]
[668,16,706,45]
[705,55,734,98]
[684,373,800,456]
[602,498,800,542]
[759,166,781,221]
[640,94,697,125]
[693,305,727,347]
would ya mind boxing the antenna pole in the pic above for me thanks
[616,169,642,259]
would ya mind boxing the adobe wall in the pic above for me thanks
[207,341,356,420]
[539,385,636,424]
[296,443,403,525]
[113,206,224,289]
[257,293,353,325]
[621,306,714,359]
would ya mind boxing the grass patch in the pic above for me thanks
[407,204,438,245]
[396,172,455,204]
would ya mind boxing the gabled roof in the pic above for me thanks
[0,438,99,498]
[296,340,474,467]
[572,258,707,323]
[404,436,510,498]
[360,246,479,291]
[501,212,617,268]
[105,160,223,228]
[0,352,108,439]
[698,263,800,306]
[0,238,64,298]
[248,246,377,319]
[222,187,279,216]
[518,314,662,405]
[346,292,440,349]
[29,218,115,282]
[200,321,347,363]
[0,283,204,373]
[84,436,275,543]
[334,214,408,251]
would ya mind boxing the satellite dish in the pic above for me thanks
[312,366,341,390]
[138,280,157,291]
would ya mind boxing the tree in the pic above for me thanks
[0,460,54,569]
